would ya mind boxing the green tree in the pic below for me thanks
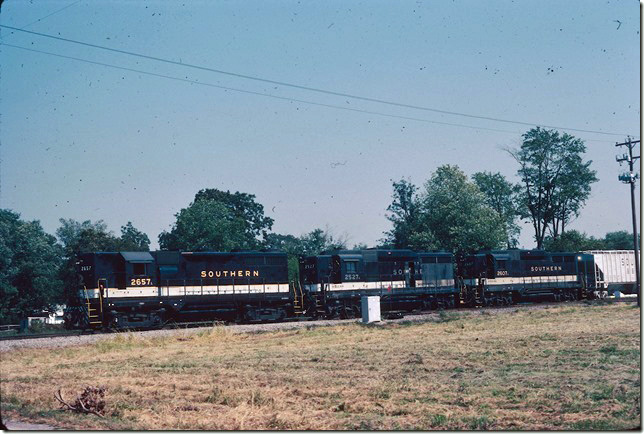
[382,179,421,249]
[159,200,248,251]
[264,233,305,256]
[265,229,347,257]
[603,231,640,250]
[264,228,348,282]
[509,127,597,249]
[543,230,604,252]
[299,228,347,255]
[548,149,598,238]
[0,210,63,323]
[193,189,274,246]
[472,171,521,249]
[56,219,120,255]
[118,222,150,251]
[264,233,305,283]
[416,165,506,253]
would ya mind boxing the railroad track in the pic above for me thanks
[1,297,634,342]
[0,331,92,342]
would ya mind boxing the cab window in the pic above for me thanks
[133,263,146,276]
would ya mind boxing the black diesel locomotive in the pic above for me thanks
[66,248,605,330]
[67,250,291,329]
[299,249,458,318]
[458,250,600,306]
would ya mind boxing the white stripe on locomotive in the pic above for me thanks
[305,279,455,292]
[465,275,579,286]
[82,283,290,299]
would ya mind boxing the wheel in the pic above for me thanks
[150,312,164,328]
[340,305,353,319]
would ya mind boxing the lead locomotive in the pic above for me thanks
[66,250,291,329]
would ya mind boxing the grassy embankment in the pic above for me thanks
[1,302,640,430]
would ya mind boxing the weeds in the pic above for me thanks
[437,311,461,323]
[463,415,494,430]
[428,413,448,427]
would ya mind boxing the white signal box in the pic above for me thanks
[361,296,381,323]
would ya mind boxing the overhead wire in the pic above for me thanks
[0,42,622,144]
[0,24,637,139]
[0,0,82,37]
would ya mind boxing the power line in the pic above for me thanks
[0,24,637,139]
[0,43,526,135]
[0,43,623,144]
[0,0,82,37]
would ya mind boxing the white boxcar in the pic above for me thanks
[584,250,638,294]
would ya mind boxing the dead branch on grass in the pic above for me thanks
[54,386,106,417]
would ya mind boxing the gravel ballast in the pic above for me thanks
[0,300,623,353]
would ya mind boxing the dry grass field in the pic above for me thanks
[1,302,640,430]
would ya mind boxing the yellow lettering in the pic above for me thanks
[201,271,206,278]
[223,271,228,277]
[238,270,243,277]
[245,270,251,277]
[215,271,221,278]
[253,271,259,277]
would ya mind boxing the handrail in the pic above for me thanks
[98,286,103,316]
[83,285,90,307]
[294,279,304,309]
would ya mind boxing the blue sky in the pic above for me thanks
[0,0,640,249]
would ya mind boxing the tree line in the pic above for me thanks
[383,127,600,252]
[0,127,630,323]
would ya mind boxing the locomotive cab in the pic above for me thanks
[330,254,364,284]
[121,252,156,290]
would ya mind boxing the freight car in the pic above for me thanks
[66,250,293,329]
[458,249,600,306]
[582,250,638,295]
[298,249,459,318]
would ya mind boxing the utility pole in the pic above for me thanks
[616,137,640,307]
